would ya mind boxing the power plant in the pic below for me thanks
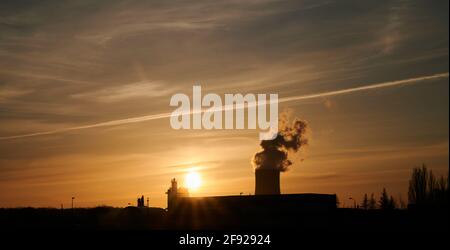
[162,117,338,229]
[166,178,189,210]
[254,168,281,195]
[165,166,337,230]
[165,171,337,229]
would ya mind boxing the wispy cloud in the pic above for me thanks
[0,70,94,85]
[78,21,221,45]
[1,72,447,140]
[0,87,32,102]
[71,81,176,103]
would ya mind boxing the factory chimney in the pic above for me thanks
[252,116,308,195]
[255,169,280,195]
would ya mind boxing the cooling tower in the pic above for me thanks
[255,169,281,195]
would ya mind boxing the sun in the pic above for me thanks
[185,171,202,190]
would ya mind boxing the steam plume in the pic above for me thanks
[252,113,308,172]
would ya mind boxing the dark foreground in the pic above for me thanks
[0,206,447,231]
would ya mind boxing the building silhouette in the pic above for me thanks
[165,173,337,229]
[255,168,280,195]
[166,178,189,210]
[137,195,145,207]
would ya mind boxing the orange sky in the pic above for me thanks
[0,0,448,208]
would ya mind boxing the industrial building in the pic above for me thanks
[166,170,337,229]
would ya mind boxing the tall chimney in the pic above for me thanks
[255,169,280,195]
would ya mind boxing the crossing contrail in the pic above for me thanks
[1,72,448,140]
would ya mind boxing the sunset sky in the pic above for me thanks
[0,0,448,208]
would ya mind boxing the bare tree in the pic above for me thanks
[361,193,369,210]
[379,188,391,210]
[389,196,397,209]
[408,164,449,207]
[408,164,429,205]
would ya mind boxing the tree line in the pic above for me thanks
[358,165,448,210]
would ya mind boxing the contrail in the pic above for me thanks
[1,72,448,140]
[279,72,449,103]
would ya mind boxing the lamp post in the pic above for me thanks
[71,196,76,221]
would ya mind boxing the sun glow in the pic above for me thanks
[185,171,202,190]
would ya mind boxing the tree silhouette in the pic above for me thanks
[361,194,369,210]
[379,188,390,210]
[388,195,396,209]
[408,164,449,207]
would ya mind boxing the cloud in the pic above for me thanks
[71,81,176,103]
[0,87,32,102]
[310,141,449,165]
[0,70,94,84]
[78,21,221,45]
[294,172,339,180]
[1,72,447,140]
[74,0,303,45]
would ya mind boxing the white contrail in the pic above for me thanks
[0,72,448,140]
[279,72,449,103]
[0,112,173,140]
